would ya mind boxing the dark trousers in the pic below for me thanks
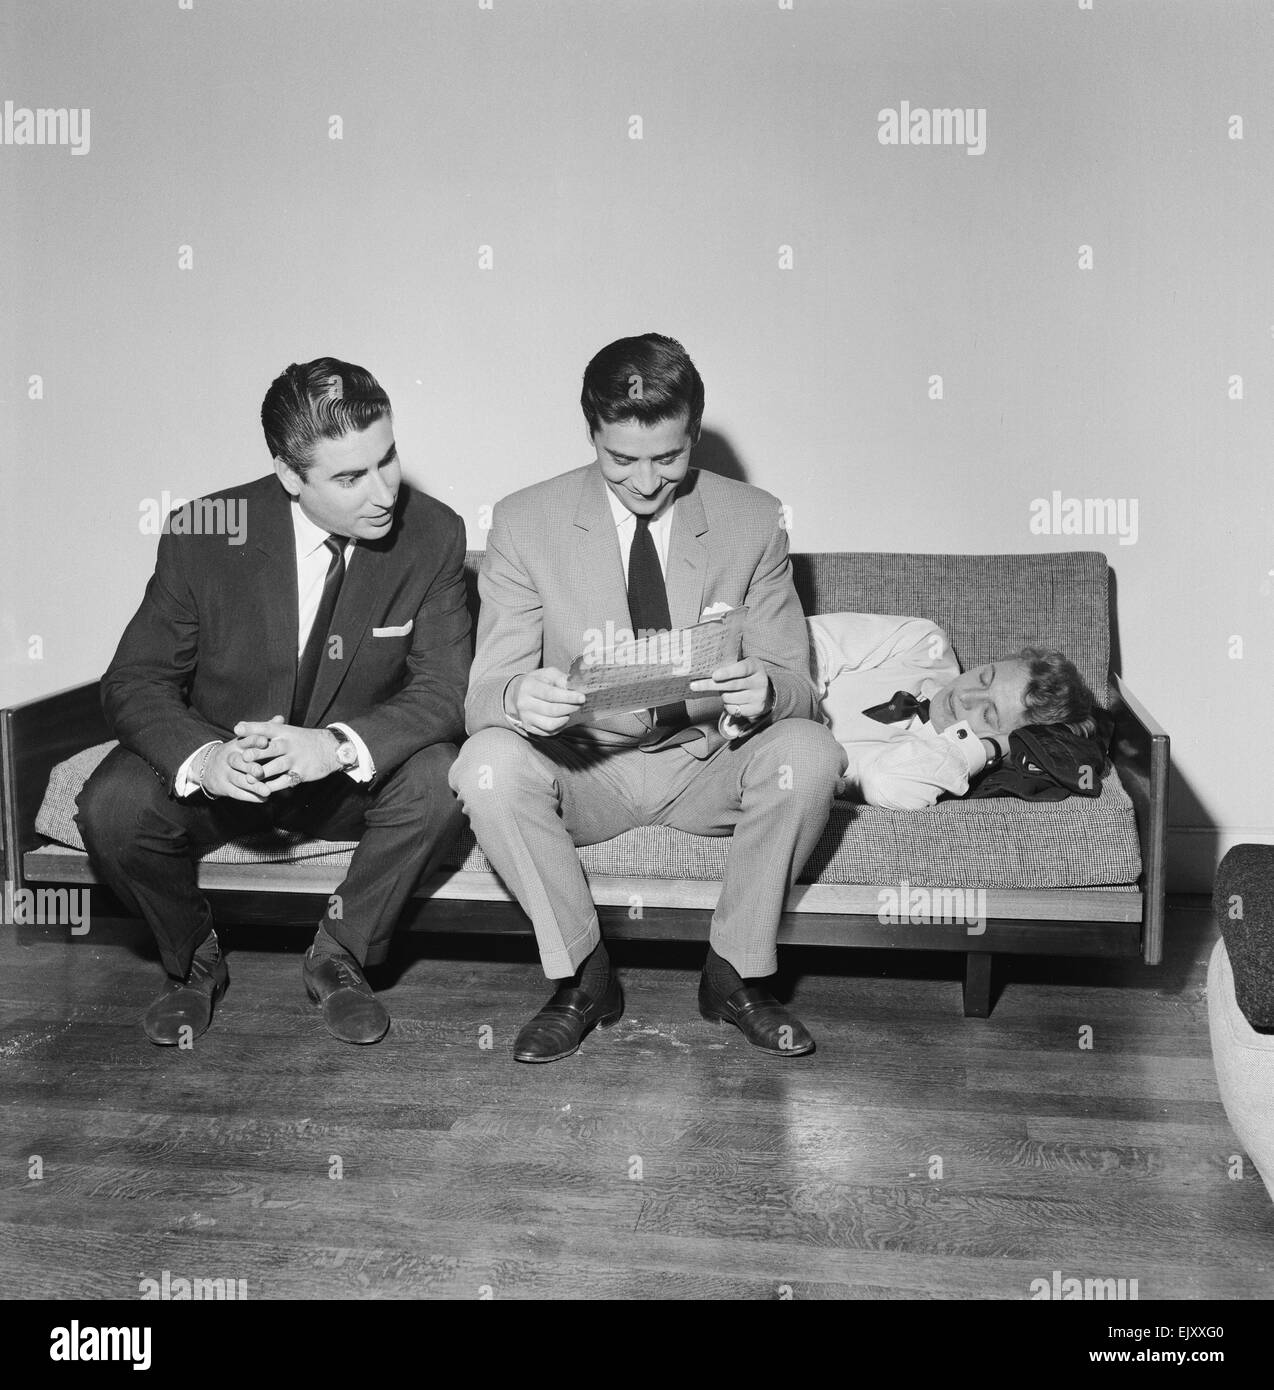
[76,742,464,979]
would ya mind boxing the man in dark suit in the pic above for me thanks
[77,358,470,1045]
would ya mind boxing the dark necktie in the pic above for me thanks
[627,516,685,728]
[862,690,930,725]
[291,534,346,725]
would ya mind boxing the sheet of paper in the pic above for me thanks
[566,607,749,715]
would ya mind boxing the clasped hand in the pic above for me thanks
[200,715,339,800]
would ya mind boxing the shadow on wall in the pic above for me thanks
[692,429,749,484]
[1109,566,1209,884]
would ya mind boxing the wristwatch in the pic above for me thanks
[328,726,359,770]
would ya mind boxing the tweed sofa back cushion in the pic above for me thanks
[464,550,1112,703]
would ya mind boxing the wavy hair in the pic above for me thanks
[1018,646,1099,736]
[262,358,391,478]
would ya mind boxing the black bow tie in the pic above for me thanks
[862,691,931,725]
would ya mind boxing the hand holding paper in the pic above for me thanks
[506,667,586,736]
[690,656,773,721]
[567,606,749,716]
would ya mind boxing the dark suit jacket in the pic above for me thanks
[467,463,817,759]
[102,474,471,792]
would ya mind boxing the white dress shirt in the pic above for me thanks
[809,612,992,810]
[605,481,675,576]
[176,503,374,796]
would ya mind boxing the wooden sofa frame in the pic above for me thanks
[2,668,1168,1019]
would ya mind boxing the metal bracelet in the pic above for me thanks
[196,740,223,798]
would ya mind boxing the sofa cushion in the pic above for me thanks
[445,767,1139,887]
[38,739,1140,888]
[37,742,361,864]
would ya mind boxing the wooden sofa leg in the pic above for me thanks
[963,952,995,1018]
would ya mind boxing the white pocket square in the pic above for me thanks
[372,621,413,637]
[700,602,733,620]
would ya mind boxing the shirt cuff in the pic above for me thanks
[174,741,222,797]
[718,707,772,741]
[940,720,990,777]
[718,678,775,741]
[329,723,375,782]
[718,710,752,740]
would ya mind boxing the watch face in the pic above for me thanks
[334,737,358,766]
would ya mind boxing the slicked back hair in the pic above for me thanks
[262,358,391,479]
[581,333,705,441]
[1018,646,1099,736]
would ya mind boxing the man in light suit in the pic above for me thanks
[450,334,846,1063]
[77,359,470,1045]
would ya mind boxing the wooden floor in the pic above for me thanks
[1,900,1270,1300]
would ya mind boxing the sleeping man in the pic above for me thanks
[809,613,1099,810]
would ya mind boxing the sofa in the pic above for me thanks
[0,550,1169,1018]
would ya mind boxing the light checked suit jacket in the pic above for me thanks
[466,462,818,759]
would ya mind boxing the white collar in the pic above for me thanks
[290,499,347,557]
[604,482,675,530]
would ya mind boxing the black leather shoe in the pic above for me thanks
[513,976,623,1063]
[302,950,390,1044]
[143,940,228,1045]
[697,976,815,1056]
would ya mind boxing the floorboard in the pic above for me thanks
[1,901,1270,1300]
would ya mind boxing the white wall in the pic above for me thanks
[2,0,1270,890]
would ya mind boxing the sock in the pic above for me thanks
[309,923,353,962]
[565,938,611,998]
[703,945,746,995]
[193,927,221,962]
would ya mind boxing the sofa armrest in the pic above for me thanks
[1,680,109,891]
[1109,673,1170,965]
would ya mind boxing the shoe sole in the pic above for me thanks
[698,1004,815,1056]
[513,1004,623,1064]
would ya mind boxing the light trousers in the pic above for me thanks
[450,719,845,979]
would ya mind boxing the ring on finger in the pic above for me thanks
[287,770,301,787]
